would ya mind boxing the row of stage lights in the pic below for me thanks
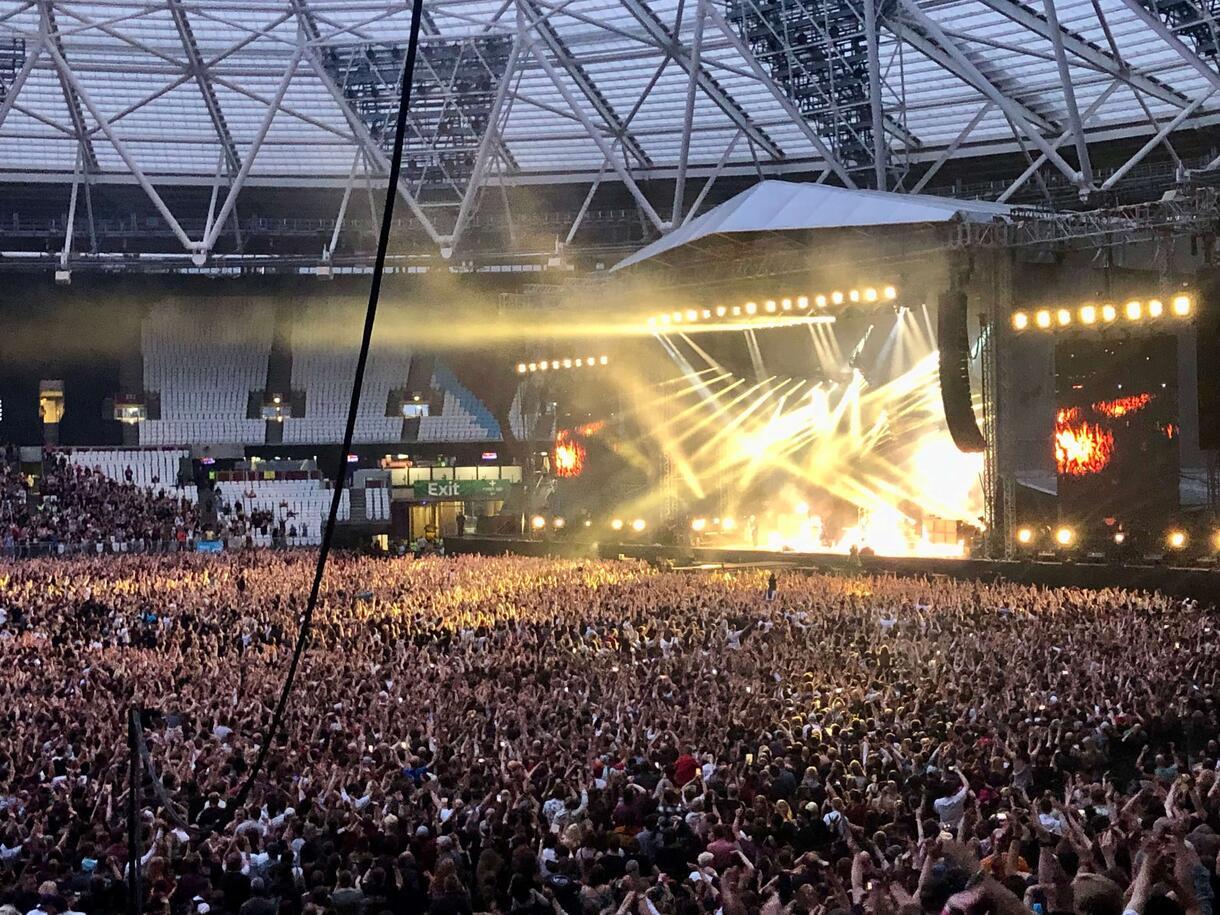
[517,355,610,374]
[1011,295,1193,332]
[529,515,647,533]
[647,285,897,328]
[1017,524,1220,554]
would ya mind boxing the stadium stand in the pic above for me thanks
[60,447,192,494]
[218,478,349,546]
[284,303,410,444]
[363,485,391,521]
[417,363,500,442]
[139,303,272,446]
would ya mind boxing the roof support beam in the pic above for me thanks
[201,45,303,253]
[289,0,445,247]
[628,0,788,164]
[863,0,887,189]
[36,1,97,172]
[910,102,991,193]
[671,0,706,224]
[974,0,1192,111]
[683,128,742,227]
[521,15,667,232]
[892,0,1081,187]
[1101,88,1215,190]
[40,31,196,252]
[997,79,1119,201]
[518,0,652,168]
[1041,0,1093,189]
[1117,0,1220,97]
[166,0,241,175]
[893,25,1057,134]
[704,2,856,186]
[0,39,39,131]
[60,143,82,269]
[450,32,521,251]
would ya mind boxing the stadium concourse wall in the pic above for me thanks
[444,537,1220,602]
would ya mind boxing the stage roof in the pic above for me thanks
[612,180,1013,269]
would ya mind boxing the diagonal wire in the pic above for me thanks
[227,0,426,816]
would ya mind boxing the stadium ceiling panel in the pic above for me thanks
[0,0,1218,259]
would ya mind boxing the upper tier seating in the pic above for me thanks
[140,302,272,445]
[283,303,410,444]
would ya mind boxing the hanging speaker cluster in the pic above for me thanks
[937,287,987,454]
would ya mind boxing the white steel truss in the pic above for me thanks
[0,0,1218,262]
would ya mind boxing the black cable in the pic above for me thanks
[229,0,426,814]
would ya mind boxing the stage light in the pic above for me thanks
[584,519,592,528]
[1016,527,1034,544]
[864,287,878,302]
[551,360,560,370]
[1148,299,1164,318]
[1168,530,1187,549]
[883,286,897,300]
[691,518,707,532]
[1102,304,1117,322]
[647,316,657,327]
[673,311,683,323]
[1057,309,1071,327]
[1012,312,1029,331]
[517,363,527,373]
[574,359,583,367]
[702,309,711,319]
[610,518,624,531]
[552,517,565,529]
[814,295,826,308]
[531,515,546,530]
[527,362,537,372]
[849,289,861,302]
[562,358,572,368]
[631,518,646,532]
[716,305,727,317]
[1035,310,1052,329]
[1114,531,1126,545]
[831,291,844,305]
[781,298,792,310]
[1055,526,1075,546]
[765,300,777,313]
[599,355,609,365]
[1125,300,1142,321]
[722,516,737,531]
[732,306,742,316]
[539,361,549,371]
[1079,305,1097,325]
[745,301,757,314]
[685,309,697,322]
[586,356,595,365]
[1172,294,1192,316]
[660,314,671,325]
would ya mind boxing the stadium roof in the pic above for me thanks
[1,0,1219,259]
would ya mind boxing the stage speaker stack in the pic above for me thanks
[1197,268,1220,450]
[937,287,987,453]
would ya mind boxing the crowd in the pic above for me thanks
[0,552,1217,915]
[0,451,201,555]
